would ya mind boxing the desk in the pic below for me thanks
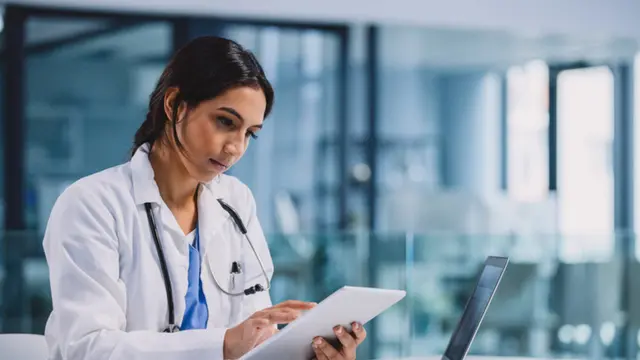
[374,356,562,360]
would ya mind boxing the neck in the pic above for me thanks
[149,142,199,209]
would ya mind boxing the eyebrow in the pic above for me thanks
[218,106,263,129]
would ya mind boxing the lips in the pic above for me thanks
[209,158,229,172]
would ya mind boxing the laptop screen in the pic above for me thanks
[442,256,508,360]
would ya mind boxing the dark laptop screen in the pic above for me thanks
[442,258,507,360]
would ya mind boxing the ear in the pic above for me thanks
[163,87,187,123]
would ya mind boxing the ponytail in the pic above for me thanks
[130,70,171,157]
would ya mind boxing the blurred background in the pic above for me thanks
[2,0,640,359]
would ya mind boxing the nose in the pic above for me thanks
[223,136,244,157]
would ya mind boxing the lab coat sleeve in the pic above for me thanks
[238,185,274,320]
[44,184,227,360]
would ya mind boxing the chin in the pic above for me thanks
[204,168,227,181]
[200,173,219,184]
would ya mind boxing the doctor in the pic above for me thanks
[43,36,366,360]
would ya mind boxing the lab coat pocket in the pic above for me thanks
[227,267,246,326]
[203,250,246,327]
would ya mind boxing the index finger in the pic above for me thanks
[258,309,303,324]
[273,300,317,310]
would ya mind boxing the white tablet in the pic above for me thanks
[240,286,406,360]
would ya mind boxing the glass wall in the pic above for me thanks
[373,26,509,359]
[22,15,173,333]
[371,25,636,360]
[374,27,503,237]
[2,5,640,360]
[25,18,173,235]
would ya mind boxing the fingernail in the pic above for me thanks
[314,337,323,345]
[335,326,343,334]
[353,322,360,330]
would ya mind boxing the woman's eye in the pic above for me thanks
[246,131,258,140]
[217,116,234,127]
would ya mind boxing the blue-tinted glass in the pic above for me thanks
[26,19,172,235]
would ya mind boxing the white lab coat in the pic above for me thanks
[43,144,274,360]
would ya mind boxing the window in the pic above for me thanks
[25,18,173,235]
[506,60,549,201]
[556,66,614,261]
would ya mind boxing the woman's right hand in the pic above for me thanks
[223,300,316,359]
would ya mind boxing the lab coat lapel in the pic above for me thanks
[198,183,232,287]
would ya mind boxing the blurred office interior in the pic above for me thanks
[2,0,640,359]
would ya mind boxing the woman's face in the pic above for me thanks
[165,86,267,182]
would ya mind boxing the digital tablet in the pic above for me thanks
[240,286,406,360]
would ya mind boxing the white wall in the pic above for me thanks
[6,0,640,40]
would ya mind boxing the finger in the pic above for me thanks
[260,309,302,324]
[312,345,329,360]
[312,338,331,360]
[352,322,367,345]
[313,337,341,359]
[248,318,271,330]
[273,300,317,310]
[252,309,295,323]
[334,326,357,357]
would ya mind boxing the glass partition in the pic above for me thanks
[4,229,636,360]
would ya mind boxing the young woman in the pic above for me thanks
[43,36,366,360]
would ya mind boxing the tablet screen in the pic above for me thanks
[442,257,508,360]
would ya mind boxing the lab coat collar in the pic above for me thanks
[131,143,232,259]
[131,143,163,206]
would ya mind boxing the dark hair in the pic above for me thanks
[131,36,274,156]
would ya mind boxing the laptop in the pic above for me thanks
[441,256,509,360]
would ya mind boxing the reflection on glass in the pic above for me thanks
[506,60,549,202]
[557,66,614,261]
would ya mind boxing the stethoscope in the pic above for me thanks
[143,195,271,333]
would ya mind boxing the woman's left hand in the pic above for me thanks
[312,322,367,360]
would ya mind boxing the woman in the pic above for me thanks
[43,36,366,360]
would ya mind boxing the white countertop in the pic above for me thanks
[374,356,563,360]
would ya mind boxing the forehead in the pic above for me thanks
[199,87,267,126]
